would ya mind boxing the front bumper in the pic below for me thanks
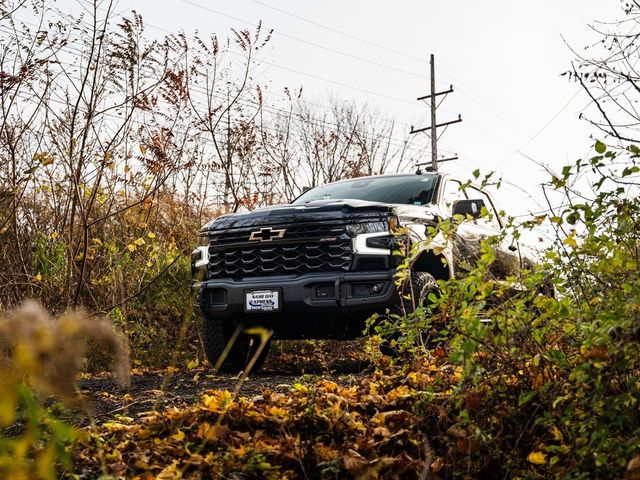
[193,271,398,339]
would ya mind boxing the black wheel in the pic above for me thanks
[202,317,271,373]
[380,271,441,356]
[399,271,440,314]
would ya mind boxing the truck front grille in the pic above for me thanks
[207,222,356,278]
[208,241,352,278]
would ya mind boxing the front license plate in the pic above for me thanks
[245,290,280,312]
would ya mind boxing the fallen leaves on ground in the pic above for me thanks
[73,357,459,479]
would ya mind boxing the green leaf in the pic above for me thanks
[519,390,538,406]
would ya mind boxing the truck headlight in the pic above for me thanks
[197,234,209,247]
[365,234,394,250]
[354,232,395,255]
[346,221,387,236]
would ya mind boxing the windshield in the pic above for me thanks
[293,174,437,206]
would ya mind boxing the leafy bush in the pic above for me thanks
[370,143,640,478]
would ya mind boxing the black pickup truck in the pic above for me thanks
[192,172,522,371]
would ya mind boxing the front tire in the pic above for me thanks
[400,271,440,314]
[379,271,441,356]
[202,317,271,373]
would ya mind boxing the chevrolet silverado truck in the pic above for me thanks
[191,172,522,372]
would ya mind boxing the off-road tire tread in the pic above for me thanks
[202,318,270,373]
[402,271,440,313]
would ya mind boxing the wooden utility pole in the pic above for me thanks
[411,54,462,171]
[429,53,438,171]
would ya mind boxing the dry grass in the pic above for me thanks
[0,301,129,403]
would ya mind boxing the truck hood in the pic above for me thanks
[202,199,395,231]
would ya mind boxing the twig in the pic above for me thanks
[91,254,182,316]
[418,433,434,480]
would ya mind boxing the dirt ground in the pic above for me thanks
[78,339,371,423]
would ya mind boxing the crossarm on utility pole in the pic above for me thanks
[408,53,462,172]
[417,86,453,101]
[410,115,462,135]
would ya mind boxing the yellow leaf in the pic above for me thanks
[563,232,578,249]
[527,451,547,465]
[202,391,233,411]
[267,406,289,419]
[187,358,199,370]
[134,237,146,246]
[33,273,42,282]
[171,429,185,442]
[244,326,272,343]
[50,232,59,239]
[33,152,54,166]
[157,460,182,479]
[126,244,136,252]
[0,377,17,426]
[36,445,55,480]
[146,261,153,268]
[147,232,157,239]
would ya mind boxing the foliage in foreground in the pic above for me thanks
[0,302,128,480]
[376,143,640,478]
[70,143,640,479]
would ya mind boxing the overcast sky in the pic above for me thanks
[59,0,622,218]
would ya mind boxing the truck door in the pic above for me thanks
[441,180,520,279]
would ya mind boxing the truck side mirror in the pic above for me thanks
[452,199,485,219]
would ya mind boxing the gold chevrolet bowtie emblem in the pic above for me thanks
[249,227,286,242]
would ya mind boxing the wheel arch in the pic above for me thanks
[412,250,451,281]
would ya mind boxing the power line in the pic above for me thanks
[0,22,431,155]
[494,88,582,169]
[249,0,531,132]
[249,0,428,64]
[76,0,529,138]
[69,1,445,113]
[74,0,545,147]
[181,0,429,81]
[5,2,534,173]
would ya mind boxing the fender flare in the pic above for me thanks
[403,224,453,281]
